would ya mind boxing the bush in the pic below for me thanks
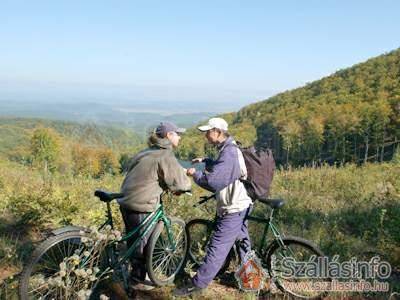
[0,161,123,229]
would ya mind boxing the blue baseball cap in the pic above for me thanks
[155,122,186,138]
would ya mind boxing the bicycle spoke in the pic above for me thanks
[153,253,171,273]
[56,241,64,260]
[152,252,166,262]
[36,259,59,274]
[169,255,180,274]
[166,256,176,276]
[157,236,167,249]
[154,251,177,277]
[44,249,60,271]
[147,218,187,285]
[160,255,171,275]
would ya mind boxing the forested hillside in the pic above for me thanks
[177,48,400,166]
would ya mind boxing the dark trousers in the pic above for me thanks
[119,206,154,281]
[192,206,252,288]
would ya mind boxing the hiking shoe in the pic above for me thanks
[173,283,204,297]
[130,281,155,291]
[130,275,155,291]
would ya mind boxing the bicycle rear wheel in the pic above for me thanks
[146,217,187,286]
[265,236,329,300]
[19,230,87,300]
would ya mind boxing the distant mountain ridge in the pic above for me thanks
[0,100,214,136]
[177,48,400,165]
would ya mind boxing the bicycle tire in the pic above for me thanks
[146,217,187,286]
[265,236,329,300]
[19,230,87,300]
[185,219,232,274]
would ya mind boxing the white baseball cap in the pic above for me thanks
[198,117,228,132]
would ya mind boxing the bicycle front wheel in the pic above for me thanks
[186,219,213,266]
[146,217,187,286]
[185,219,232,274]
[265,236,329,300]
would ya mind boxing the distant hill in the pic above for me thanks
[177,48,400,165]
[0,100,214,136]
[0,117,142,158]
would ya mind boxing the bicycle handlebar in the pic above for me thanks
[193,194,216,208]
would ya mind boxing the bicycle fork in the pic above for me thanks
[163,217,178,252]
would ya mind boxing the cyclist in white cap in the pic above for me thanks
[175,117,252,296]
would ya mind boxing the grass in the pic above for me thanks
[0,158,399,298]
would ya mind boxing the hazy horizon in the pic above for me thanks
[1,1,399,113]
[0,79,275,115]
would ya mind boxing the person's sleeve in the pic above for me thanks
[192,170,215,192]
[203,158,215,170]
[159,152,191,192]
[192,148,236,192]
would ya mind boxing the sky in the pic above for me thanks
[0,0,399,111]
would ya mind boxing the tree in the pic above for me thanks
[279,119,302,165]
[71,144,119,177]
[96,147,119,176]
[71,144,100,177]
[30,128,61,173]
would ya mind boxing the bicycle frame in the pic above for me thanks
[199,198,287,259]
[246,206,286,256]
[97,198,176,274]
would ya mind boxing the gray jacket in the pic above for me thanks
[118,137,191,212]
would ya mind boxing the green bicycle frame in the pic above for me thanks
[202,202,287,258]
[245,206,287,255]
[98,199,176,268]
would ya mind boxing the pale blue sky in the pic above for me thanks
[0,0,399,109]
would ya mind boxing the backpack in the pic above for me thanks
[237,144,276,200]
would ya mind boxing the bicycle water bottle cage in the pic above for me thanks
[94,190,124,203]
[257,198,285,209]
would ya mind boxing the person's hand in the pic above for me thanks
[186,168,196,176]
[172,190,192,196]
[191,157,204,164]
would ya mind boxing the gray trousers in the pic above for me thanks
[119,206,154,281]
[192,206,252,288]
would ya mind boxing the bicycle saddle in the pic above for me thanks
[94,190,124,202]
[257,198,285,209]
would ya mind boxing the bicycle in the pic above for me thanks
[186,194,330,300]
[19,190,188,299]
